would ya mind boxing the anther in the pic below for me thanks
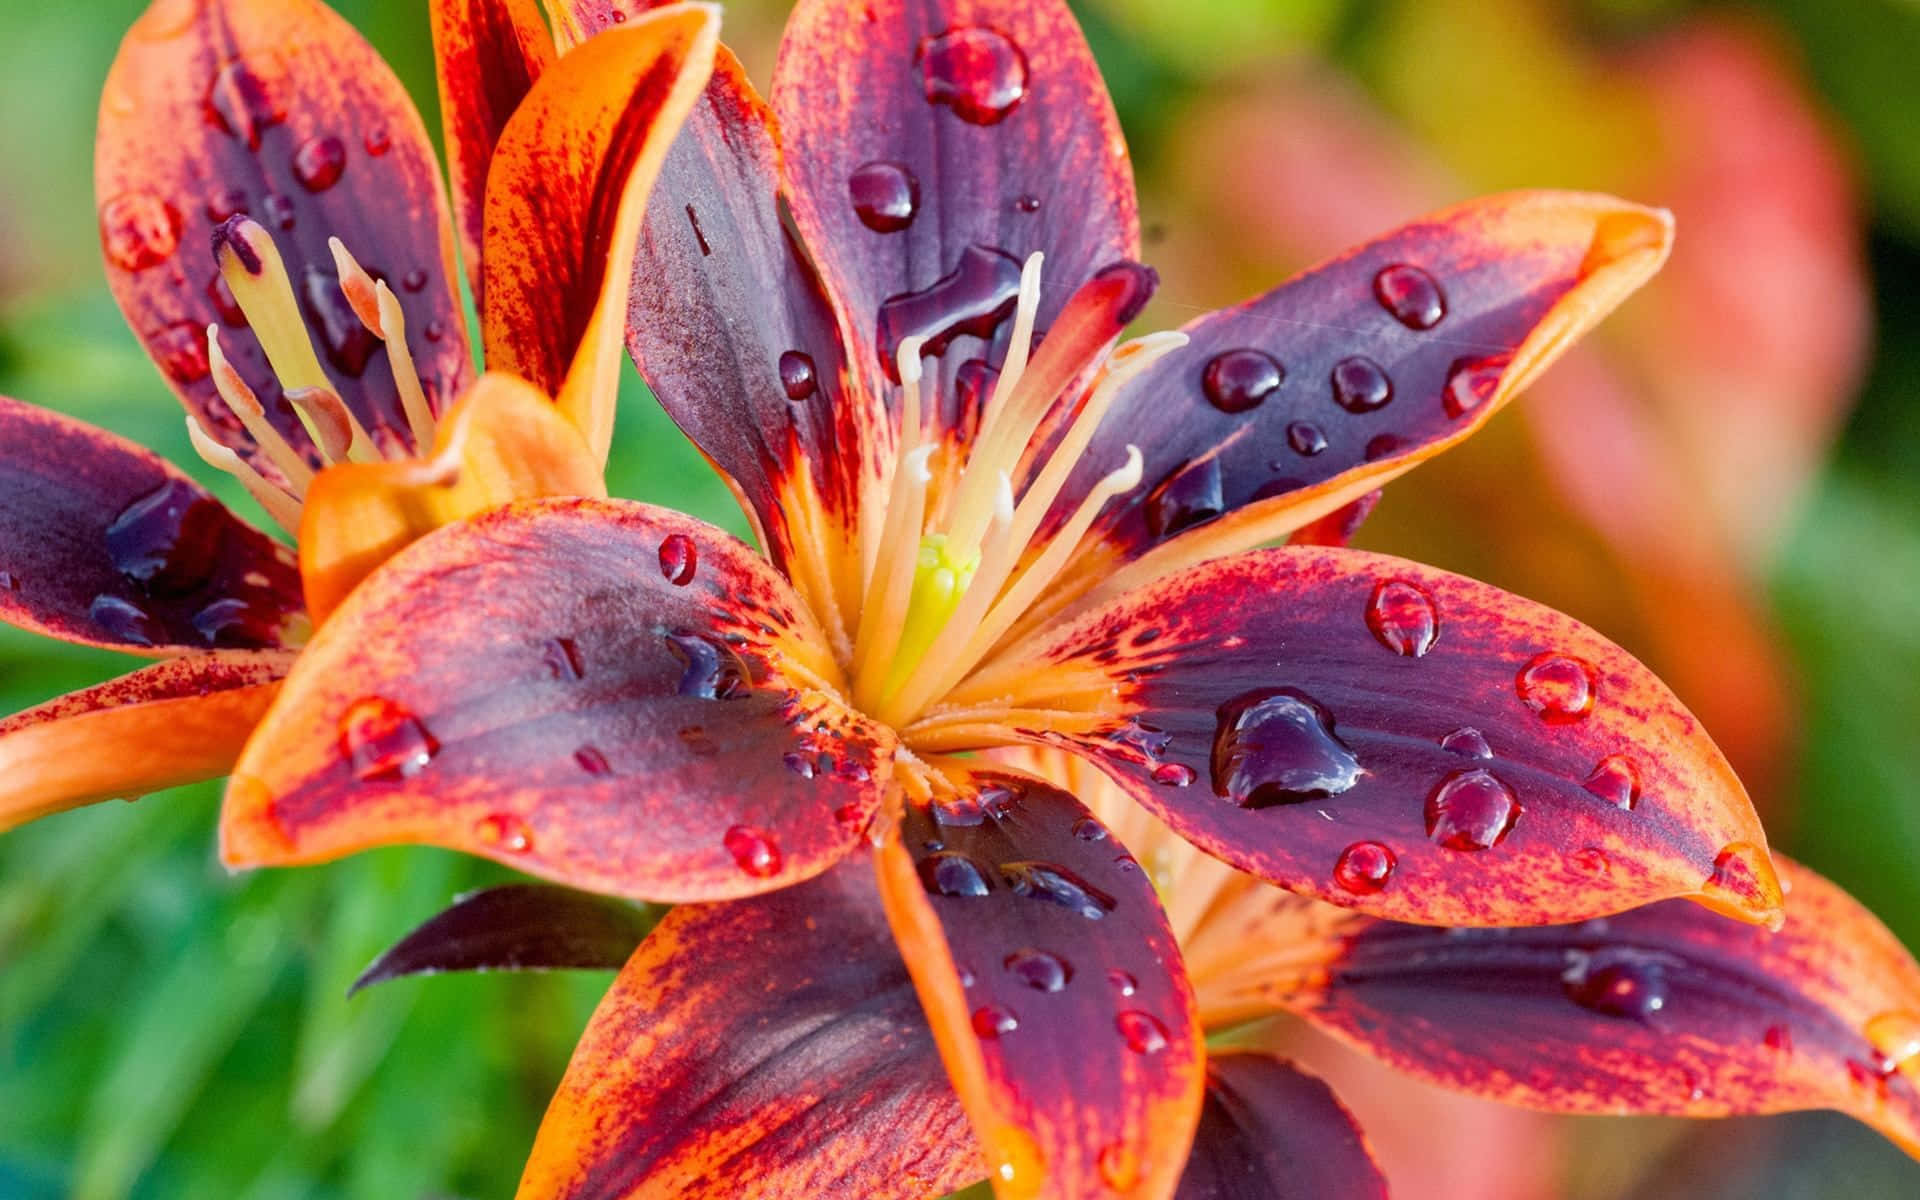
[213,216,333,397]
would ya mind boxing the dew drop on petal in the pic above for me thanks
[777,350,818,400]
[1561,951,1668,1021]
[1004,948,1070,993]
[1151,762,1196,787]
[1144,455,1224,539]
[291,134,347,192]
[971,1004,1019,1038]
[1331,355,1393,412]
[204,58,284,149]
[1070,816,1109,841]
[920,851,994,898]
[1333,841,1396,894]
[723,824,783,878]
[363,125,391,156]
[1202,348,1283,414]
[89,594,163,646]
[262,192,296,231]
[1001,860,1115,919]
[1425,768,1520,851]
[204,187,249,224]
[1211,687,1361,808]
[1517,652,1597,723]
[1570,846,1610,874]
[1764,1024,1794,1055]
[1363,433,1407,462]
[339,696,437,782]
[1373,263,1446,330]
[475,811,533,853]
[573,746,612,776]
[1442,355,1507,419]
[1866,1011,1920,1072]
[1108,969,1138,997]
[1365,579,1439,658]
[1116,1010,1169,1054]
[100,193,182,271]
[106,477,223,594]
[875,244,1022,379]
[918,25,1029,125]
[849,160,919,232]
[1583,755,1641,810]
[1439,726,1492,759]
[541,636,585,681]
[150,321,212,384]
[665,631,751,699]
[658,533,697,586]
[1286,421,1327,456]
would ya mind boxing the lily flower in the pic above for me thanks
[0,0,721,829]
[214,0,1891,1194]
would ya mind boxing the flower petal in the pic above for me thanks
[945,544,1781,928]
[1031,191,1672,627]
[0,649,293,831]
[873,765,1204,1198]
[516,859,980,1200]
[481,3,719,463]
[773,0,1139,431]
[429,0,557,304]
[297,371,608,623]
[1273,858,1920,1160]
[98,0,471,464]
[350,883,652,994]
[1175,1054,1387,1200]
[224,498,889,901]
[0,394,302,653]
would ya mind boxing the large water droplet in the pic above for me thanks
[1116,1010,1169,1054]
[1517,652,1597,724]
[1144,455,1224,539]
[971,1004,1019,1038]
[338,696,437,781]
[1583,755,1641,810]
[1373,263,1446,330]
[1001,861,1115,919]
[1333,841,1396,894]
[1004,948,1070,993]
[1331,355,1393,412]
[724,824,783,878]
[875,244,1022,379]
[89,594,163,646]
[777,350,817,400]
[918,26,1029,125]
[204,58,284,149]
[849,160,919,232]
[1561,950,1668,1021]
[299,265,378,376]
[658,534,697,586]
[665,631,751,699]
[1425,768,1520,851]
[106,477,223,595]
[1702,841,1778,925]
[1151,762,1195,787]
[1211,687,1362,808]
[920,850,993,898]
[292,134,347,192]
[100,193,182,271]
[1365,578,1439,658]
[1202,348,1283,414]
[1443,355,1506,419]
[1439,726,1493,758]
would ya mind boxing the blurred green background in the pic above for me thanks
[3,1,1918,1197]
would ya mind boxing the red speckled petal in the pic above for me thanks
[97,0,471,465]
[429,0,556,305]
[1268,858,1920,1161]
[773,0,1139,439]
[224,497,890,902]
[873,766,1203,1199]
[944,545,1780,928]
[0,394,302,653]
[350,883,652,994]
[516,859,980,1200]
[1029,191,1671,628]
[481,4,718,463]
[0,649,292,832]
[1175,1054,1386,1200]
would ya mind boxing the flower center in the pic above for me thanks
[850,253,1185,727]
[190,215,441,531]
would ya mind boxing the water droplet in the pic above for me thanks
[106,477,223,594]
[918,25,1028,125]
[1866,1011,1920,1072]
[338,696,437,781]
[1439,726,1492,758]
[1001,861,1115,919]
[100,193,182,271]
[299,265,377,375]
[1331,355,1393,412]
[1144,455,1224,538]
[291,134,347,192]
[1443,355,1506,419]
[1116,1010,1168,1054]
[849,160,919,232]
[361,124,392,156]
[1363,433,1407,462]
[0,571,17,592]
[207,273,246,325]
[724,824,783,878]
[1071,816,1108,841]
[665,631,751,699]
[1570,847,1610,874]
[1373,263,1445,330]
[541,637,585,681]
[401,268,428,292]
[1703,841,1778,924]
[971,1004,1019,1037]
[1425,768,1520,851]
[1286,421,1327,456]
[1097,1142,1141,1191]
[89,594,163,646]
[1004,948,1070,992]
[782,751,815,779]
[876,244,1022,379]
[204,187,249,224]
[1584,755,1641,810]
[1109,969,1138,996]
[150,321,212,384]
[1516,652,1597,723]
[1211,687,1362,808]
[1561,950,1668,1021]
[777,350,818,400]
[932,794,986,826]
[1151,762,1195,787]
[658,534,697,586]
[1333,841,1396,894]
[476,811,533,852]
[920,850,993,898]
[262,192,296,231]
[1015,193,1041,214]
[424,319,447,342]
[574,746,612,776]
[1201,348,1283,414]
[204,58,285,149]
[1365,578,1439,658]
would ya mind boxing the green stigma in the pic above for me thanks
[885,534,981,698]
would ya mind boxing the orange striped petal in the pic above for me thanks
[297,371,607,623]
[98,0,470,466]
[516,859,980,1200]
[1175,1054,1386,1200]
[873,766,1204,1199]
[0,394,302,653]
[949,545,1780,928]
[226,498,888,902]
[0,649,293,831]
[351,883,652,994]
[481,3,719,463]
[429,0,557,304]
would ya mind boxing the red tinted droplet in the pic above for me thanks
[362,125,391,156]
[920,850,993,897]
[1365,578,1440,658]
[1333,841,1396,894]
[204,58,285,148]
[1285,421,1327,456]
[475,811,533,852]
[100,193,182,271]
[1517,652,1597,723]
[207,273,247,326]
[833,802,869,834]
[875,244,1022,380]
[849,160,919,232]
[1108,968,1138,996]
[1562,951,1668,1021]
[401,268,428,292]
[1373,263,1446,330]
[204,187,249,224]
[1764,1024,1793,1055]
[1425,768,1520,851]
[1364,433,1407,462]
[150,321,212,384]
[1116,1010,1169,1054]
[777,350,818,400]
[1201,348,1284,414]
[262,193,296,231]
[724,825,783,877]
[971,1004,1019,1038]
[1211,687,1362,808]
[1439,726,1492,758]
[1584,755,1641,810]
[1004,948,1071,993]
[89,594,164,646]
[1014,193,1041,214]
[1151,762,1195,787]
[1442,355,1507,419]
[1570,846,1610,874]
[106,477,224,594]
[918,25,1029,125]
[658,533,697,586]
[300,265,377,376]
[782,751,815,779]
[1330,355,1393,412]
[541,636,585,681]
[291,134,347,192]
[338,696,437,781]
[1070,816,1109,841]
[573,746,612,776]
[424,320,447,342]
[1144,455,1225,539]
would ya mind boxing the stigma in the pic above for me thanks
[191,215,440,531]
[851,252,1183,726]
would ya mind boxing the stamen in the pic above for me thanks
[207,327,314,491]
[331,237,438,451]
[942,252,1043,557]
[214,217,332,396]
[185,416,303,531]
[852,443,935,705]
